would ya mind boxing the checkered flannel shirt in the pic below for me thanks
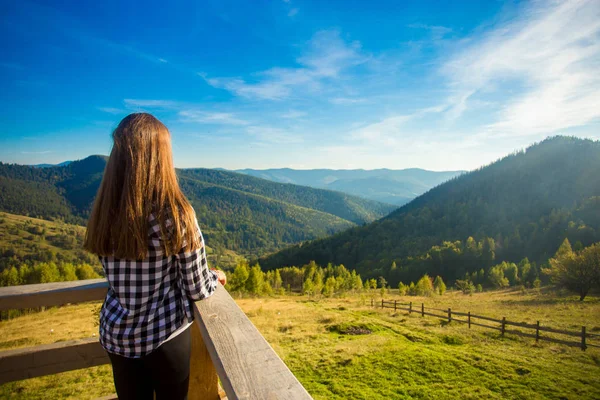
[99,213,218,358]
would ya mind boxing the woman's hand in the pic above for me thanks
[212,269,227,286]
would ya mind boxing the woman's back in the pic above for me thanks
[84,113,222,399]
[100,212,217,357]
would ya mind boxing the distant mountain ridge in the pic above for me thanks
[32,161,72,168]
[259,136,600,282]
[235,168,464,205]
[0,156,396,259]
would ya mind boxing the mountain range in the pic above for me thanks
[260,137,600,283]
[0,157,395,260]
[235,168,464,206]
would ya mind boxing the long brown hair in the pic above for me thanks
[84,113,199,259]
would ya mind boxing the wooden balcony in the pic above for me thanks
[0,280,313,399]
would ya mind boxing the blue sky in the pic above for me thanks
[1,0,599,170]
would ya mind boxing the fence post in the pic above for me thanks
[501,317,506,336]
[536,321,540,342]
[394,300,397,312]
[468,312,471,329]
[381,299,384,309]
[409,302,412,315]
[371,298,373,307]
[582,326,587,351]
[448,308,451,323]
[421,303,424,317]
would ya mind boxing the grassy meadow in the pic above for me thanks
[0,289,599,399]
[0,211,241,271]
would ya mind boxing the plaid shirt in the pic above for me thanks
[99,213,218,358]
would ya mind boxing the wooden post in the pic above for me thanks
[421,303,424,317]
[536,321,540,342]
[501,317,506,337]
[394,300,397,312]
[581,326,587,351]
[188,325,219,400]
[371,298,373,307]
[468,312,471,329]
[381,299,384,309]
[447,308,451,323]
[409,302,412,315]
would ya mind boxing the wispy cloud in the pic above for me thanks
[203,30,369,100]
[288,8,299,17]
[281,110,307,119]
[329,97,368,105]
[350,115,412,145]
[408,23,453,40]
[98,107,126,114]
[179,110,249,125]
[21,150,53,154]
[442,0,600,136]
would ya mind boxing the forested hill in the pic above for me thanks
[177,168,394,224]
[260,137,600,282]
[0,156,395,258]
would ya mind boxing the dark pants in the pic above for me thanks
[107,326,191,400]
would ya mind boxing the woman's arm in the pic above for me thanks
[176,223,219,301]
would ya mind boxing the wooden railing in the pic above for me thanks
[0,280,313,400]
[374,299,599,351]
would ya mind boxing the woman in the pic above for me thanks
[84,113,226,400]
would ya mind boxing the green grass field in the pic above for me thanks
[0,289,599,399]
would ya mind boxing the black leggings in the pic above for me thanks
[107,326,191,400]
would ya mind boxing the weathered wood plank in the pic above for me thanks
[0,279,108,311]
[0,337,109,384]
[189,323,219,400]
[193,285,313,400]
[421,311,447,319]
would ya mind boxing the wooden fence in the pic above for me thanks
[371,298,599,351]
[0,280,313,400]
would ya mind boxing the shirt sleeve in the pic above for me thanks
[176,220,219,301]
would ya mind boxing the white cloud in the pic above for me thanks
[98,107,125,114]
[350,115,412,145]
[204,30,369,100]
[329,97,368,105]
[408,23,453,40]
[288,8,299,17]
[443,0,600,136]
[158,58,168,63]
[179,110,249,125]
